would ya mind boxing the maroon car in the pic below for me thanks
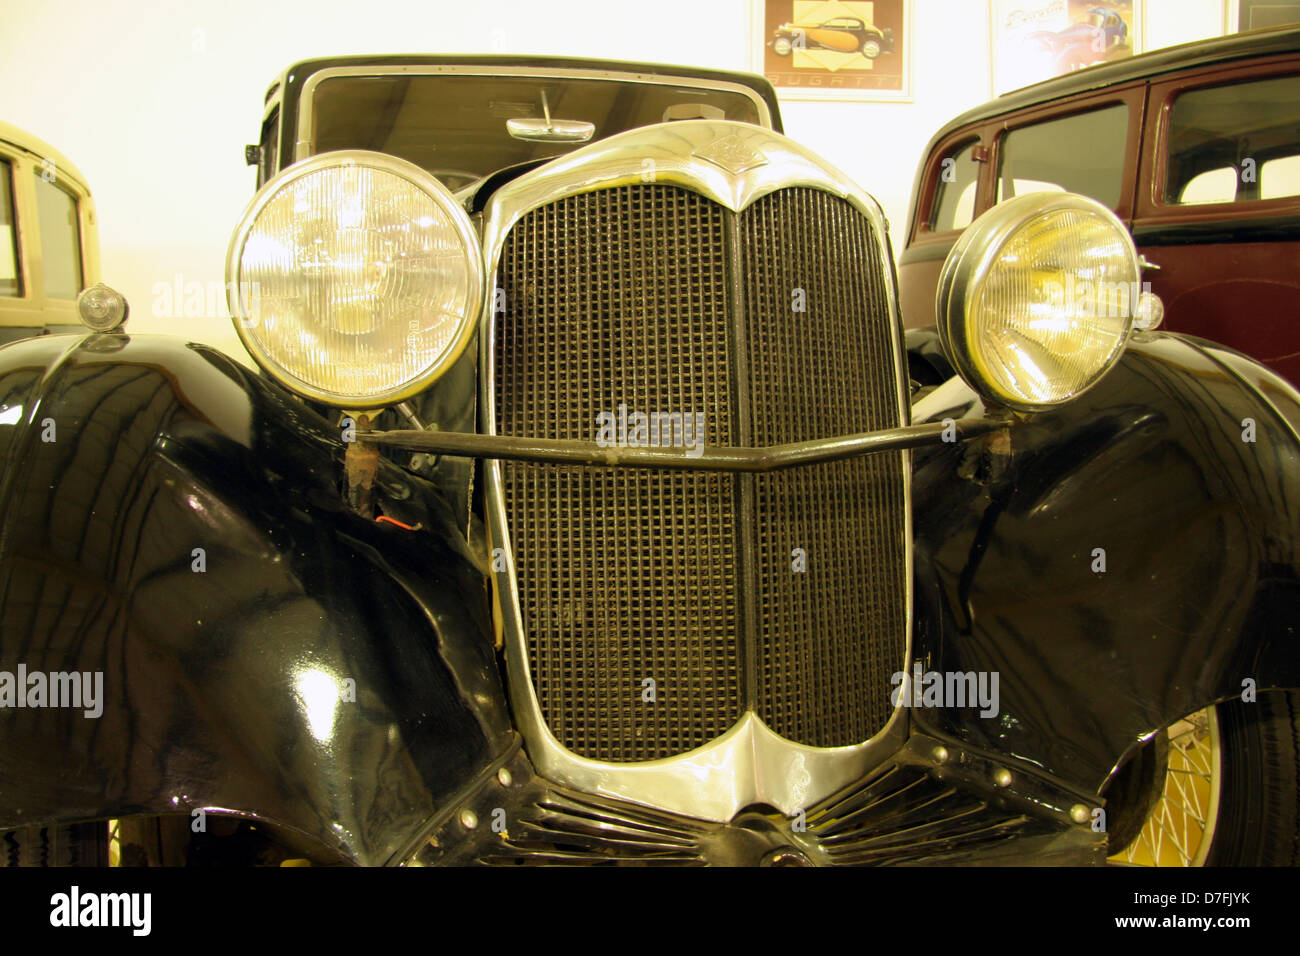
[900,26,1300,386]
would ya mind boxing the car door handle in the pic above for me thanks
[1139,255,1161,271]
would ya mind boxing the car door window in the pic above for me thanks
[996,104,1129,210]
[33,174,82,300]
[929,140,980,232]
[1177,167,1238,204]
[1165,73,1300,205]
[1261,154,1300,200]
[0,160,19,297]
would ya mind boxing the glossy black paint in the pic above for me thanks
[0,333,511,865]
[2,323,1296,860]
[908,330,1300,793]
[904,327,957,388]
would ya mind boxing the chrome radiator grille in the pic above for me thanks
[494,183,906,762]
[741,189,908,746]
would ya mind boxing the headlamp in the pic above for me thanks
[227,150,482,408]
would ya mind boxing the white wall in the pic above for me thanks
[0,0,1228,361]
[1146,0,1228,50]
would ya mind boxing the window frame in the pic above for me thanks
[988,82,1147,227]
[0,134,97,328]
[32,172,85,302]
[0,156,23,299]
[926,137,982,235]
[909,80,1145,250]
[911,126,997,245]
[1137,56,1300,226]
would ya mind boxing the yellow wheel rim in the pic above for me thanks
[1109,706,1221,866]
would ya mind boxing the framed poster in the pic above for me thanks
[750,0,912,101]
[990,1,1143,95]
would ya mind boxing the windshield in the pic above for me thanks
[309,73,768,190]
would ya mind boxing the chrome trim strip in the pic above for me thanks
[296,65,775,163]
[479,120,914,823]
[512,711,908,825]
[368,417,1002,468]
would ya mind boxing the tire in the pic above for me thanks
[773,36,792,56]
[1107,692,1299,865]
[1206,690,1299,864]
[861,38,882,58]
[1,822,109,866]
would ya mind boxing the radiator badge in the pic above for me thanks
[693,134,769,175]
[595,403,707,458]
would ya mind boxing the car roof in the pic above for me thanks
[270,54,784,134]
[929,25,1300,143]
[904,25,1300,240]
[0,120,91,193]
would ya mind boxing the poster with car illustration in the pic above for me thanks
[754,0,911,100]
[991,0,1141,94]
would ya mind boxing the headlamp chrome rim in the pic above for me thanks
[935,191,1140,412]
[225,149,483,409]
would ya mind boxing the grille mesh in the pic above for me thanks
[494,182,906,761]
[495,186,743,761]
[741,189,907,746]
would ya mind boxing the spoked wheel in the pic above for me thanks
[1107,692,1299,866]
[773,36,792,56]
[1109,707,1219,865]
[861,38,882,58]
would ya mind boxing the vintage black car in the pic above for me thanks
[1,55,1297,867]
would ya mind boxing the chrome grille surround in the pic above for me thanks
[480,120,912,822]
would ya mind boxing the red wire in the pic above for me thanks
[375,515,418,531]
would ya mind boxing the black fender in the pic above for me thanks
[904,327,955,388]
[0,333,512,865]
[908,330,1300,795]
